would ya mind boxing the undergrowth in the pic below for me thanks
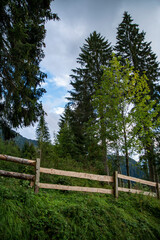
[0,178,160,240]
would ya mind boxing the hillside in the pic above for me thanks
[0,140,159,240]
[13,134,38,149]
[0,128,37,149]
[0,178,160,240]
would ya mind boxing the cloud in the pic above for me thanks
[40,81,48,87]
[53,107,64,115]
[49,74,71,89]
[18,0,160,140]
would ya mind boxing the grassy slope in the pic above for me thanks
[0,178,160,240]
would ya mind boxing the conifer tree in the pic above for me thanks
[67,31,112,161]
[115,11,160,101]
[114,12,160,181]
[36,112,51,164]
[55,104,79,159]
[0,0,59,139]
[36,113,51,145]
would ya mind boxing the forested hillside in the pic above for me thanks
[0,1,160,239]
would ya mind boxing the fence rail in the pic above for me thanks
[40,167,113,182]
[0,154,36,166]
[0,154,159,199]
[0,169,35,181]
[118,174,156,187]
[39,183,113,194]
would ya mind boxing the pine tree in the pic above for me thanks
[67,31,112,161]
[36,113,51,145]
[114,11,160,101]
[0,0,59,139]
[114,12,160,181]
[36,112,51,165]
[55,104,79,159]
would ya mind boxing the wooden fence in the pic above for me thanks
[0,154,159,199]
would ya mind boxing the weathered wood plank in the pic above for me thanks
[39,183,113,194]
[156,182,160,199]
[118,174,156,187]
[0,154,36,166]
[114,171,118,198]
[34,158,40,194]
[40,167,113,182]
[118,187,156,197]
[0,169,35,181]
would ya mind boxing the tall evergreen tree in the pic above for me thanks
[67,31,112,161]
[36,112,51,165]
[114,12,160,181]
[55,104,79,159]
[36,113,51,145]
[0,0,59,139]
[114,11,160,101]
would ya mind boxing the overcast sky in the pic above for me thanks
[17,0,160,141]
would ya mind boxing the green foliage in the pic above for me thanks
[0,0,59,139]
[55,105,80,159]
[36,113,51,145]
[115,11,160,101]
[21,142,37,160]
[0,182,160,240]
[36,112,53,166]
[114,11,160,181]
[0,138,21,157]
[92,55,159,178]
[66,31,112,160]
[0,138,30,176]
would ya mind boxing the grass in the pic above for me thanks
[0,178,160,240]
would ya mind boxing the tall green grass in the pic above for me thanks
[0,178,160,240]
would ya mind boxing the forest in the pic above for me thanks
[0,1,160,239]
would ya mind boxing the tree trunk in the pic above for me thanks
[116,146,123,187]
[100,104,109,176]
[102,136,109,176]
[122,109,130,189]
[145,144,155,182]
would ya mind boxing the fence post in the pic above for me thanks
[34,158,40,194]
[156,182,160,199]
[114,171,118,198]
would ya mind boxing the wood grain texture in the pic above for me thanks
[118,187,156,197]
[118,174,156,187]
[34,158,40,194]
[40,167,113,182]
[114,171,118,198]
[0,169,35,181]
[39,183,113,194]
[0,154,36,166]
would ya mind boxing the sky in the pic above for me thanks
[17,0,160,142]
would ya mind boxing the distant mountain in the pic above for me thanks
[109,155,145,179]
[14,134,38,149]
[0,128,37,149]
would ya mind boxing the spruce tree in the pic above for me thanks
[36,113,51,145]
[114,12,160,181]
[0,0,59,139]
[67,31,112,161]
[36,112,51,165]
[56,104,79,159]
[115,11,160,101]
